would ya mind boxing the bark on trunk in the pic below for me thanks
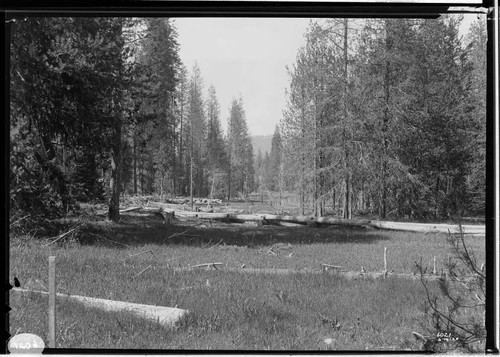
[108,121,122,222]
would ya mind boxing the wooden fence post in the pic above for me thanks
[384,247,387,271]
[48,256,56,348]
[433,256,437,275]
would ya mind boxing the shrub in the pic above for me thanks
[414,225,486,353]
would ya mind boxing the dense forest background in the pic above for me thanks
[9,16,486,223]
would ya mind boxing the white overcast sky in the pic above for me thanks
[174,15,479,136]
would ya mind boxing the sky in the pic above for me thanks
[175,15,480,137]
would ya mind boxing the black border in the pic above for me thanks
[2,1,498,355]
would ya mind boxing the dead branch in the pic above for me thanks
[88,232,131,247]
[129,249,156,258]
[166,229,189,239]
[321,264,343,270]
[208,239,224,249]
[44,227,78,246]
[189,262,223,269]
[201,239,212,248]
[10,214,30,227]
[133,265,151,278]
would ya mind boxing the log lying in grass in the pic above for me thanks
[119,206,142,213]
[172,266,446,281]
[321,264,343,270]
[176,212,229,219]
[370,220,485,234]
[12,288,188,328]
[116,205,485,234]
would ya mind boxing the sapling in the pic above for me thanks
[414,223,486,353]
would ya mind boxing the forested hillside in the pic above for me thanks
[9,16,486,224]
[251,135,272,156]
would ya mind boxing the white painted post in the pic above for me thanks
[383,247,387,271]
[48,256,56,348]
[433,256,437,275]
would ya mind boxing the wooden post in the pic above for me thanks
[433,256,437,275]
[383,247,387,271]
[48,256,56,348]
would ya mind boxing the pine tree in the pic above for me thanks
[9,17,130,220]
[206,85,229,199]
[268,125,283,191]
[186,64,207,200]
[355,19,419,219]
[464,17,487,216]
[227,97,254,198]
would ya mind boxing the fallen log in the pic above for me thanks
[12,288,188,328]
[177,212,229,219]
[370,221,485,234]
[114,206,486,234]
[172,266,447,281]
[119,206,142,213]
[226,214,371,227]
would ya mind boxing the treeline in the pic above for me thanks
[9,17,255,222]
[279,16,486,221]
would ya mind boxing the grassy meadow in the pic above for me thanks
[8,202,486,350]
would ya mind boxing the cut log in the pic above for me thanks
[171,266,447,281]
[228,214,371,226]
[110,206,486,234]
[12,288,188,328]
[174,211,229,220]
[119,206,142,213]
[370,220,485,234]
[140,207,164,214]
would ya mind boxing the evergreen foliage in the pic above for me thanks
[9,16,486,222]
[281,17,486,220]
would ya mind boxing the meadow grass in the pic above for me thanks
[8,211,485,350]
[10,269,430,350]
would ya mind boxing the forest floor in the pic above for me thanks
[8,199,486,350]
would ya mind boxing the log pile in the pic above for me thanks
[117,203,485,235]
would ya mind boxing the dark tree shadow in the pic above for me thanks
[38,213,391,248]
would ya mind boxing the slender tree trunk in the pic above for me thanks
[108,109,122,222]
[342,18,352,220]
[37,133,70,211]
[301,85,306,216]
[133,132,137,195]
[435,177,440,219]
[380,19,391,220]
[160,172,164,200]
[332,185,336,214]
[190,154,194,211]
[179,100,184,196]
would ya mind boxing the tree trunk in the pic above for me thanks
[190,154,194,211]
[133,132,137,195]
[342,18,352,220]
[108,116,122,222]
[379,19,391,220]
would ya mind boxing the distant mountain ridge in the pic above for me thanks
[250,135,272,156]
